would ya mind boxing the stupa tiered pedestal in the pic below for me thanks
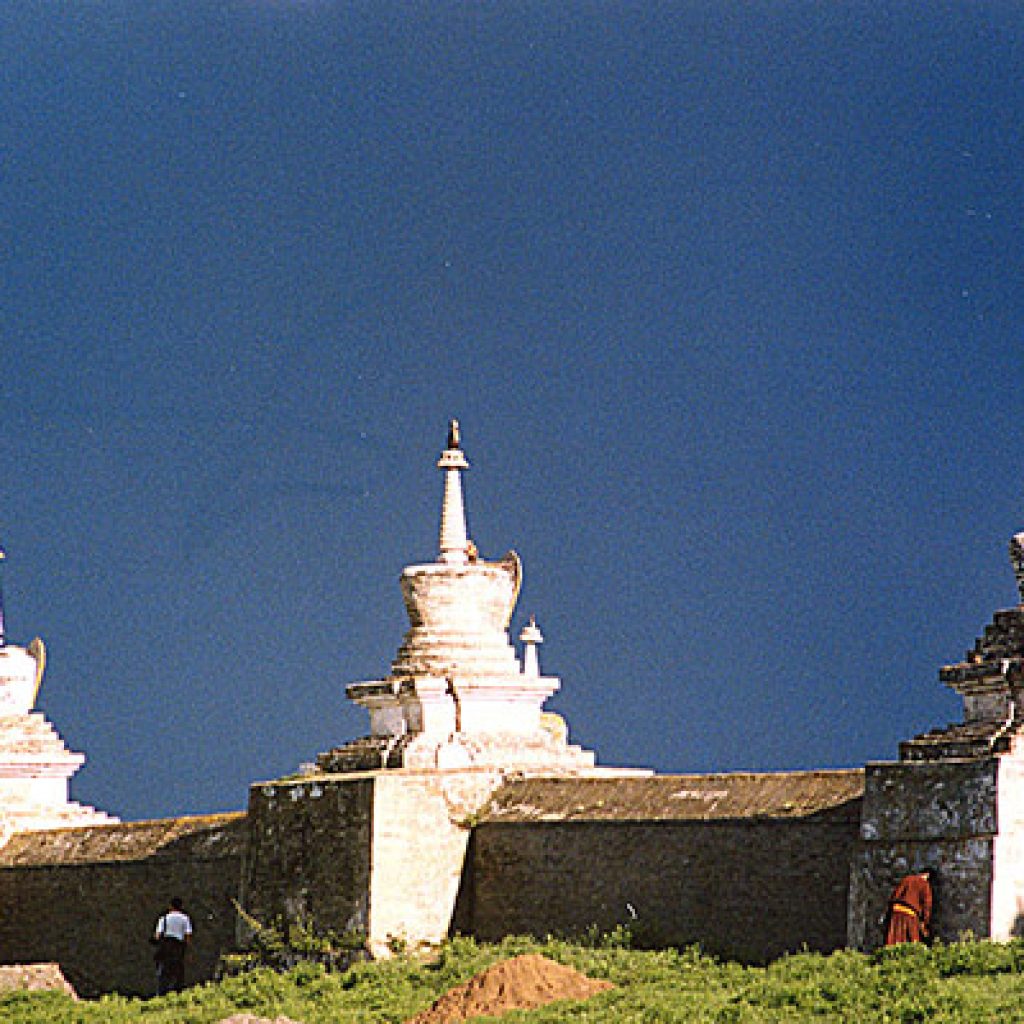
[322,559,597,774]
[0,643,115,843]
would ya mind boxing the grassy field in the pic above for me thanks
[6,934,1024,1023]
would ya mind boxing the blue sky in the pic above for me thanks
[4,3,1023,821]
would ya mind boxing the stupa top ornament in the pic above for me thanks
[0,543,6,648]
[436,419,472,566]
[901,530,1024,763]
[1010,532,1024,604]
[0,544,46,717]
[318,421,603,775]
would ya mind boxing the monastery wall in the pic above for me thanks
[239,770,869,966]
[0,814,245,996]
[465,819,860,960]
[461,772,865,962]
[0,769,868,997]
[2,760,1013,994]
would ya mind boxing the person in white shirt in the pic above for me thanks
[153,897,193,994]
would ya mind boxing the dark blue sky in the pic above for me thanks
[4,3,1023,821]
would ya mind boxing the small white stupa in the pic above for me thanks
[0,545,115,841]
[319,421,600,774]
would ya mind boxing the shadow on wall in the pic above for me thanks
[450,829,475,940]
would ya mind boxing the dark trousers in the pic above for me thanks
[155,939,186,994]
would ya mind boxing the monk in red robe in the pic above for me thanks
[885,869,933,945]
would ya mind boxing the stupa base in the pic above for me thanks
[316,728,600,776]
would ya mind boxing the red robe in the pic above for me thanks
[885,873,932,945]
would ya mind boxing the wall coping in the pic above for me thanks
[480,769,866,823]
[0,811,246,867]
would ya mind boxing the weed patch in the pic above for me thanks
[4,937,1024,1023]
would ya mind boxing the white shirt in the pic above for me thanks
[157,909,192,942]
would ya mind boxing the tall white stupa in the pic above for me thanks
[0,545,115,841]
[318,421,601,774]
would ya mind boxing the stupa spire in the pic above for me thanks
[0,542,7,648]
[1010,532,1024,604]
[437,419,470,565]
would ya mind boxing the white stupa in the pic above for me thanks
[319,421,600,774]
[0,546,115,841]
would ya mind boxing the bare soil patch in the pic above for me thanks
[405,953,614,1023]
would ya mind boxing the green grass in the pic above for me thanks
[7,935,1024,1023]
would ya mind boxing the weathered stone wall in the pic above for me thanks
[241,770,869,964]
[10,758,1017,990]
[461,772,864,963]
[0,813,246,996]
[848,758,999,949]
[240,775,374,941]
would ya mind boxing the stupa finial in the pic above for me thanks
[1010,532,1024,604]
[0,543,7,648]
[437,420,471,565]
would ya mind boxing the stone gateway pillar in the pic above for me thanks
[850,535,1024,948]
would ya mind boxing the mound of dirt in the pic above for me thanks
[0,963,77,998]
[405,953,614,1023]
